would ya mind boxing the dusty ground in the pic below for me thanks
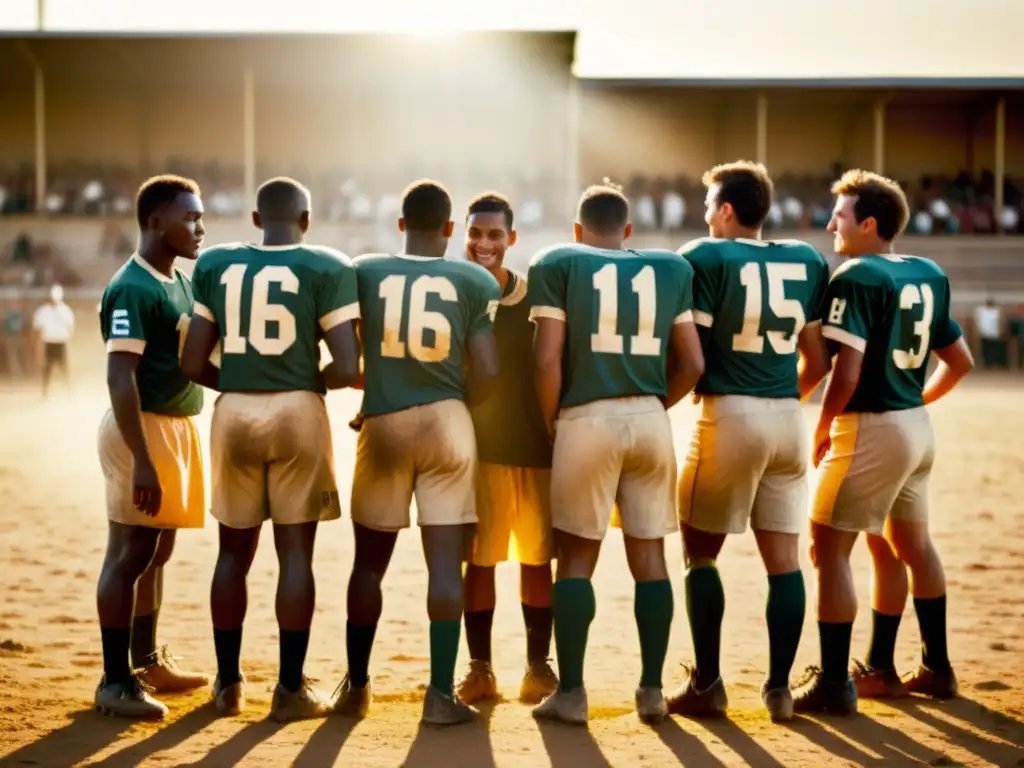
[0,326,1022,767]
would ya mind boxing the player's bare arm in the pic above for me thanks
[813,344,864,467]
[665,320,704,408]
[179,315,222,390]
[106,351,161,515]
[533,317,565,439]
[321,321,360,390]
[797,323,831,401]
[465,331,500,404]
[923,337,975,405]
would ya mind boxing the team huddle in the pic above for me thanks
[92,162,975,729]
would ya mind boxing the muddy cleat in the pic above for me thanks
[519,659,558,704]
[95,675,168,719]
[793,666,858,715]
[667,665,728,717]
[332,675,372,719]
[904,665,958,699]
[761,680,794,723]
[212,676,245,716]
[635,686,668,725]
[532,686,588,726]
[269,678,332,723]
[851,659,908,700]
[457,660,498,705]
[136,646,210,693]
[421,685,478,727]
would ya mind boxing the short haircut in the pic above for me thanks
[467,192,514,230]
[702,161,773,229]
[401,179,452,232]
[256,176,311,224]
[831,170,910,242]
[577,178,629,235]
[136,174,200,228]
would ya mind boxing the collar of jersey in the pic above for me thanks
[500,270,527,306]
[132,253,176,284]
[393,253,438,261]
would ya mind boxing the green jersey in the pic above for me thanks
[526,244,695,409]
[355,253,501,418]
[822,254,962,413]
[679,237,830,399]
[468,271,552,469]
[191,243,359,393]
[99,253,204,417]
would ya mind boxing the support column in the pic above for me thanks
[566,75,581,218]
[873,99,886,174]
[243,67,255,215]
[755,92,768,166]
[34,64,46,214]
[995,97,1006,233]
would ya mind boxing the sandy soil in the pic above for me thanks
[0,324,1022,767]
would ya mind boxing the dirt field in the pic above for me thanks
[0,326,1022,767]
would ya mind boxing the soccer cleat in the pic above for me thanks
[903,664,958,699]
[635,686,668,725]
[421,685,478,727]
[95,675,168,719]
[851,659,908,699]
[456,659,498,705]
[135,646,210,693]
[760,680,794,723]
[212,676,245,716]
[332,675,372,719]
[269,678,332,723]
[792,666,858,715]
[519,659,558,704]
[667,664,728,717]
[531,686,588,726]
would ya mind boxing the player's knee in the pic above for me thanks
[108,541,157,580]
[426,577,463,622]
[149,531,176,569]
[887,521,933,568]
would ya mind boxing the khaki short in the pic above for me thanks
[551,396,677,541]
[811,407,934,534]
[470,464,552,566]
[98,409,205,529]
[351,398,477,531]
[210,391,340,529]
[679,395,808,535]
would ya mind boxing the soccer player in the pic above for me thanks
[333,180,500,727]
[180,177,360,722]
[455,193,558,706]
[796,170,974,714]
[95,175,213,719]
[668,162,831,723]
[527,182,705,725]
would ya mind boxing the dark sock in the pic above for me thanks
[522,603,553,664]
[213,628,243,687]
[766,571,805,689]
[100,626,132,686]
[634,579,674,689]
[279,628,310,693]
[819,621,853,684]
[913,595,951,672]
[464,609,494,663]
[346,621,377,688]
[130,610,158,669]
[685,565,725,689]
[429,620,462,696]
[553,578,596,692]
[866,610,902,672]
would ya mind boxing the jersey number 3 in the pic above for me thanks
[591,264,661,356]
[379,275,457,363]
[892,283,934,370]
[220,264,299,357]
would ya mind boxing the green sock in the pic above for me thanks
[634,579,674,689]
[429,620,462,696]
[765,570,805,689]
[553,578,596,691]
[685,564,725,689]
[866,610,902,672]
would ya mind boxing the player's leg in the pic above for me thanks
[211,524,260,715]
[41,344,54,396]
[854,526,910,698]
[57,343,70,389]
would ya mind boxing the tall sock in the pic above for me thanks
[866,610,902,672]
[213,628,243,687]
[346,621,377,688]
[464,609,494,663]
[130,609,158,669]
[819,621,853,684]
[553,578,596,691]
[522,604,553,664]
[279,628,310,693]
[634,579,674,689]
[429,620,462,696]
[685,565,725,689]
[913,595,951,672]
[766,571,805,689]
[100,626,132,686]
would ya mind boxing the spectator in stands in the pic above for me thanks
[3,299,27,378]
[973,298,1006,369]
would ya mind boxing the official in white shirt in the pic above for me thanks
[32,284,75,395]
[973,299,1004,369]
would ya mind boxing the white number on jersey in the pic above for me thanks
[590,264,661,356]
[892,283,934,370]
[378,274,458,363]
[220,264,299,357]
[732,261,808,355]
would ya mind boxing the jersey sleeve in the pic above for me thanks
[806,252,831,325]
[317,254,361,332]
[468,269,501,336]
[102,284,152,355]
[190,257,215,323]
[678,240,719,328]
[931,276,963,349]
[526,250,568,323]
[673,257,696,324]
[821,270,875,353]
